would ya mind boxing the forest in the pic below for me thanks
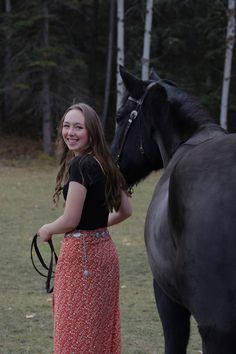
[0,0,235,154]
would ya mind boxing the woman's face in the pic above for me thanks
[62,109,89,155]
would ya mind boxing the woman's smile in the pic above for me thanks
[62,109,89,155]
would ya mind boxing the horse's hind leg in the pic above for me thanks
[153,279,191,354]
[199,325,236,354]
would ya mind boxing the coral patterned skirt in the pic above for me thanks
[53,229,120,354]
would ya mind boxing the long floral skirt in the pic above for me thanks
[53,230,120,354]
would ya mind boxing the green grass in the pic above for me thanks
[0,159,202,354]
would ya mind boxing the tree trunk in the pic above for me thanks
[3,0,12,123]
[220,0,235,130]
[42,1,52,155]
[141,0,153,80]
[116,0,124,111]
[102,0,115,127]
[88,0,99,96]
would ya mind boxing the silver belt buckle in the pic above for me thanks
[73,232,82,238]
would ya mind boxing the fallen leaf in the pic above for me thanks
[26,313,36,319]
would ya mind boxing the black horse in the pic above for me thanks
[111,67,236,354]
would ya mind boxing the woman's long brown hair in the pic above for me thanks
[53,103,127,211]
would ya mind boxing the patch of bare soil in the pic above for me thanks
[0,135,43,159]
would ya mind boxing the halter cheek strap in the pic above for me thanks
[115,110,138,165]
[115,81,158,166]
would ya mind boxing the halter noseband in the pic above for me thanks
[115,81,158,166]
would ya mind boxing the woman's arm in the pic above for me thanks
[108,190,132,227]
[38,181,87,241]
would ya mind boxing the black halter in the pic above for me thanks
[30,234,58,293]
[115,81,157,166]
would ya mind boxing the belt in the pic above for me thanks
[65,229,109,239]
[64,228,110,278]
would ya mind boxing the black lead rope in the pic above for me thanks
[30,234,58,293]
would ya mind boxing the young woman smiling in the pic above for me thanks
[38,103,132,354]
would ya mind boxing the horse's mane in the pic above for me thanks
[166,85,215,127]
[119,80,218,140]
[150,82,223,152]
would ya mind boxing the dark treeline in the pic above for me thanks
[0,0,235,152]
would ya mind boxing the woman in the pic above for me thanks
[38,103,132,354]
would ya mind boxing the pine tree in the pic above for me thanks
[102,0,115,126]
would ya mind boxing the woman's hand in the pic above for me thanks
[36,182,87,238]
[38,224,52,242]
[108,190,132,226]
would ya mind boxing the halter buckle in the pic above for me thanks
[130,110,138,120]
[140,145,145,154]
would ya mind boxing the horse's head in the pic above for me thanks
[112,67,218,189]
[111,66,165,188]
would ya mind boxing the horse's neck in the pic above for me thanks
[153,123,182,167]
[153,130,171,168]
[183,124,227,146]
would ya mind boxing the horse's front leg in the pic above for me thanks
[153,279,191,354]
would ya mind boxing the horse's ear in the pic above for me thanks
[119,66,145,98]
[149,67,161,81]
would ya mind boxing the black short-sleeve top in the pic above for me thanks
[63,155,109,230]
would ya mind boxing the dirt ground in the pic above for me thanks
[0,135,44,159]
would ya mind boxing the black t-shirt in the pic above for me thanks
[63,155,109,230]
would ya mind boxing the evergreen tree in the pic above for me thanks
[0,0,234,146]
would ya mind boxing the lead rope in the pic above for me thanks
[30,234,58,293]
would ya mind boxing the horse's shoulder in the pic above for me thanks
[168,132,236,196]
[183,126,226,146]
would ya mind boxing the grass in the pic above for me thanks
[0,158,202,354]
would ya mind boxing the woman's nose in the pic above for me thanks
[68,127,74,135]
